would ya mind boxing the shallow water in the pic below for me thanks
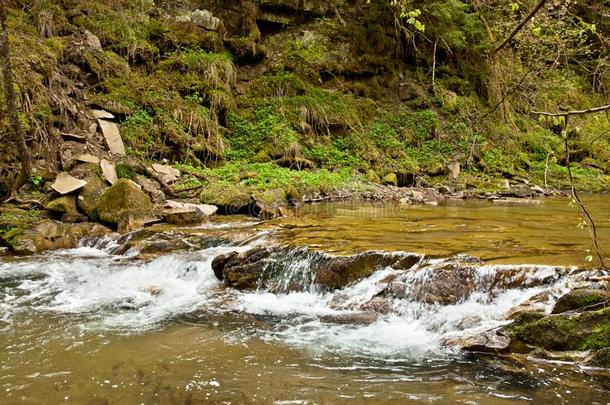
[1,196,610,404]
[268,195,610,266]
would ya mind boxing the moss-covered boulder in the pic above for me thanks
[382,173,398,187]
[507,308,610,352]
[5,220,111,255]
[46,195,78,215]
[77,174,109,222]
[200,182,254,214]
[95,179,154,225]
[551,289,610,314]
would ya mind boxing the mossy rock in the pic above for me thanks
[584,347,610,368]
[200,182,253,214]
[77,174,108,222]
[507,307,610,351]
[95,179,153,224]
[366,170,381,184]
[46,195,78,215]
[382,173,398,186]
[285,185,302,205]
[551,289,610,314]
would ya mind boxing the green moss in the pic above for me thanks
[115,163,138,179]
[509,308,610,351]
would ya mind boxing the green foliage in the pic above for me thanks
[179,162,360,198]
[226,106,300,160]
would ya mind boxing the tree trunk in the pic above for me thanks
[0,1,32,195]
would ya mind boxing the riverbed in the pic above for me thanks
[1,196,609,403]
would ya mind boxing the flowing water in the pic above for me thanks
[1,196,610,404]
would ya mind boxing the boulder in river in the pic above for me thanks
[212,248,420,291]
[6,220,111,255]
[163,201,218,225]
[212,248,272,290]
[315,252,420,290]
[444,329,513,354]
[505,307,610,352]
[551,288,610,314]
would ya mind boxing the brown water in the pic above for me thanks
[1,195,610,404]
[268,195,610,266]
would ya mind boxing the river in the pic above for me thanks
[1,196,609,404]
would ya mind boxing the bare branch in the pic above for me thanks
[532,104,610,117]
[491,0,548,55]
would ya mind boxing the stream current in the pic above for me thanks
[1,196,609,404]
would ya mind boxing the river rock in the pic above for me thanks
[117,210,161,233]
[163,201,218,224]
[95,179,154,227]
[46,195,78,214]
[77,174,108,222]
[135,176,165,204]
[7,220,111,255]
[98,119,125,155]
[583,347,610,368]
[551,289,610,314]
[387,262,477,305]
[316,252,420,290]
[100,159,119,184]
[51,172,87,195]
[445,329,512,353]
[320,312,378,325]
[506,307,610,352]
[212,248,272,290]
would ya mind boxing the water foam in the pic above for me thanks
[0,242,587,358]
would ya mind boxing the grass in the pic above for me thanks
[177,161,362,196]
